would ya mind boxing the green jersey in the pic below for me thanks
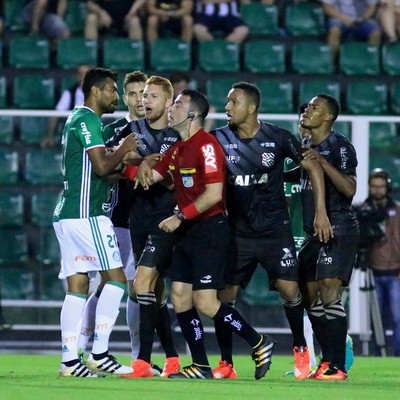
[54,106,111,220]
[284,158,305,251]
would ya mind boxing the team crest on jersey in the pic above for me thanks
[112,251,121,262]
[262,152,275,167]
[181,168,196,188]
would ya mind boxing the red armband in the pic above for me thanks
[120,165,138,181]
[181,203,200,220]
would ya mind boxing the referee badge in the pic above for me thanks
[180,168,196,188]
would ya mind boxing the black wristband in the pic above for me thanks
[176,211,186,221]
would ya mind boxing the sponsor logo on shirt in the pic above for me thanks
[229,173,269,186]
[224,143,238,149]
[260,142,275,147]
[81,122,92,144]
[202,144,217,173]
[340,147,348,169]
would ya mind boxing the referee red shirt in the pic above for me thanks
[153,129,227,220]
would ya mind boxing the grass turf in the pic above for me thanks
[1,354,399,400]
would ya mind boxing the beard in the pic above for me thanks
[228,120,237,130]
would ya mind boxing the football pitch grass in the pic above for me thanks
[1,354,399,400]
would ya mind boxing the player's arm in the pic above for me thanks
[300,158,334,242]
[87,133,138,177]
[158,182,223,233]
[302,147,356,197]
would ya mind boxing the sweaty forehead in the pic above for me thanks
[228,88,246,101]
[144,84,163,95]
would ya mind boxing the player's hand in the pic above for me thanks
[135,160,154,190]
[144,153,163,163]
[313,212,334,243]
[302,148,324,164]
[158,215,182,233]
[120,133,139,152]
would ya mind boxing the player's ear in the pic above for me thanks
[248,103,257,115]
[166,97,173,109]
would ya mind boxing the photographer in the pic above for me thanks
[353,168,400,356]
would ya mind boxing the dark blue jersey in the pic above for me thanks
[300,131,359,237]
[103,117,130,228]
[213,121,303,237]
[128,119,180,217]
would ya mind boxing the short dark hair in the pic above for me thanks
[179,89,209,121]
[316,93,340,121]
[232,82,261,110]
[169,71,190,85]
[123,71,148,91]
[82,68,118,99]
[298,102,308,116]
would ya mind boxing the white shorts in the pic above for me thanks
[114,226,136,281]
[54,216,123,280]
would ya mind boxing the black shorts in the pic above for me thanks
[298,234,359,286]
[130,213,177,274]
[225,228,299,289]
[194,14,245,36]
[167,214,230,290]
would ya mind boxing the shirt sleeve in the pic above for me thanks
[201,140,225,184]
[76,113,105,150]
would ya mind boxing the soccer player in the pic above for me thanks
[211,82,333,380]
[136,89,276,380]
[54,67,137,377]
[76,71,147,364]
[299,94,359,380]
[114,76,181,378]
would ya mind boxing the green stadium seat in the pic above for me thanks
[198,40,240,72]
[65,0,86,34]
[31,190,62,227]
[244,40,285,73]
[0,192,24,227]
[0,228,29,265]
[0,116,14,144]
[256,79,294,113]
[19,117,48,145]
[0,76,6,108]
[56,38,98,69]
[4,0,26,32]
[339,42,380,76]
[149,39,191,71]
[390,82,400,114]
[284,3,325,36]
[346,81,388,115]
[333,121,352,140]
[369,122,399,151]
[205,78,236,111]
[291,41,333,74]
[8,37,49,69]
[240,4,279,36]
[13,75,55,109]
[24,149,63,185]
[382,43,400,76]
[298,79,340,105]
[0,40,3,67]
[35,228,61,265]
[0,148,19,185]
[103,38,145,70]
[240,266,281,306]
[0,265,35,299]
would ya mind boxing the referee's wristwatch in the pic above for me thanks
[176,210,186,221]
